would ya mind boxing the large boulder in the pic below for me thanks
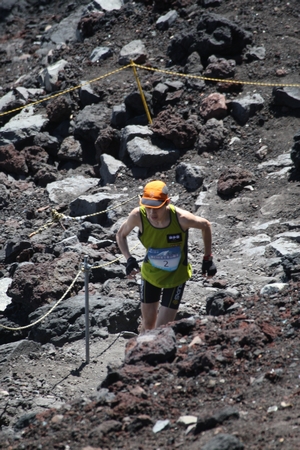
[28,294,140,346]
[6,252,82,314]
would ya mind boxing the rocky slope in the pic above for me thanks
[0,0,300,449]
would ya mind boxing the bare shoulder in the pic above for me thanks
[129,206,141,222]
[117,207,141,235]
[175,206,210,230]
[124,206,141,226]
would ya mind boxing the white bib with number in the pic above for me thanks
[147,246,181,272]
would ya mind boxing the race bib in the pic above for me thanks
[147,246,181,272]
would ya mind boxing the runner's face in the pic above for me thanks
[145,204,168,222]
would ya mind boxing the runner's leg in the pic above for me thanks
[155,305,177,328]
[155,283,186,328]
[140,278,161,333]
[140,302,159,332]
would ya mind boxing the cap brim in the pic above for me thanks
[140,197,168,209]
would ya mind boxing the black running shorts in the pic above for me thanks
[140,278,186,310]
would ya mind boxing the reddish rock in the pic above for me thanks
[46,96,72,123]
[24,145,49,172]
[77,11,105,38]
[95,126,121,161]
[125,327,176,365]
[200,92,228,120]
[217,165,255,196]
[33,165,58,187]
[151,108,198,149]
[176,350,215,376]
[259,321,281,340]
[0,143,28,174]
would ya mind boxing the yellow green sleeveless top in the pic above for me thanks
[138,204,192,288]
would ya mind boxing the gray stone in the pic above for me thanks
[267,238,300,257]
[275,231,300,243]
[69,191,126,224]
[245,45,266,61]
[15,87,44,101]
[153,419,170,433]
[152,83,169,103]
[0,106,48,146]
[176,162,205,191]
[125,327,177,365]
[127,136,180,167]
[197,118,226,153]
[231,93,264,125]
[33,132,60,156]
[38,60,68,93]
[99,153,126,185]
[0,91,23,114]
[232,234,271,257]
[124,90,152,115]
[0,277,12,311]
[260,283,288,296]
[43,6,86,46]
[111,104,127,129]
[79,82,103,107]
[57,235,80,248]
[273,86,300,109]
[200,433,244,450]
[259,194,286,217]
[88,0,124,12]
[119,125,153,160]
[156,10,178,31]
[258,152,293,170]
[90,46,113,62]
[46,176,100,204]
[203,55,236,79]
[184,51,204,74]
[74,103,111,143]
[119,40,147,65]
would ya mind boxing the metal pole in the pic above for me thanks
[84,255,90,364]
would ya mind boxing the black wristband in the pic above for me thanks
[202,258,217,277]
[126,256,139,275]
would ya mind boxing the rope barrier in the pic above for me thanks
[60,194,140,222]
[132,63,300,88]
[91,242,139,270]
[0,267,83,331]
[28,194,139,238]
[1,62,299,119]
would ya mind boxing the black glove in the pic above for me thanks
[202,256,217,277]
[126,256,140,276]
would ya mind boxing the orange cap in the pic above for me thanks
[140,180,169,208]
